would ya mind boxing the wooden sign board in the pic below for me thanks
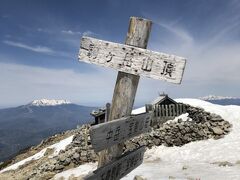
[79,37,186,84]
[90,113,151,152]
[84,146,145,180]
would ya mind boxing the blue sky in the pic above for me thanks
[0,0,240,107]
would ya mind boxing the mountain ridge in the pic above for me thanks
[200,95,239,101]
[0,101,96,162]
[28,99,72,107]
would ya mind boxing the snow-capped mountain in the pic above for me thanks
[0,101,95,163]
[200,95,238,101]
[199,95,240,106]
[29,99,71,106]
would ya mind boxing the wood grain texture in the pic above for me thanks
[179,104,183,115]
[79,36,186,84]
[90,113,151,152]
[84,146,145,180]
[97,17,152,167]
[165,105,169,117]
[172,104,176,116]
[125,17,152,48]
[176,104,179,116]
[183,104,187,113]
[105,103,111,123]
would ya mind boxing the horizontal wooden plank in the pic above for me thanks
[84,146,145,180]
[90,113,151,152]
[79,37,186,84]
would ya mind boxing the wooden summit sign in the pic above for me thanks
[80,37,186,84]
[90,113,151,152]
[78,17,187,179]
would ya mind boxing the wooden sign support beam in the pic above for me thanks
[98,17,152,167]
[84,146,145,180]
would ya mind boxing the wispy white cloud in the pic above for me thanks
[198,20,240,53]
[3,40,73,58]
[3,40,54,54]
[61,30,81,35]
[37,28,52,33]
[83,30,96,37]
[151,20,240,82]
[155,21,193,45]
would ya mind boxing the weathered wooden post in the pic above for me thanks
[105,103,111,123]
[98,17,152,167]
[78,16,186,179]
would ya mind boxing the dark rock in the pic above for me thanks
[153,138,161,146]
[62,158,71,166]
[54,164,64,170]
[134,175,147,180]
[211,127,224,135]
[212,161,234,167]
[177,118,183,123]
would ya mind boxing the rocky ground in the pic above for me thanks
[0,104,232,180]
[0,128,78,170]
[124,104,232,151]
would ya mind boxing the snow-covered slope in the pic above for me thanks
[54,99,240,180]
[29,99,71,106]
[0,135,74,173]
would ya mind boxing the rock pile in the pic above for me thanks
[31,125,97,177]
[31,105,232,178]
[124,105,232,150]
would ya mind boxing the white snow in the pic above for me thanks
[0,135,74,173]
[165,113,191,124]
[0,147,47,173]
[48,135,74,158]
[29,99,71,106]
[132,106,146,114]
[200,95,239,101]
[54,99,240,180]
[53,163,97,180]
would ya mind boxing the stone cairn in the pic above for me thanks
[124,104,232,151]
[32,104,232,178]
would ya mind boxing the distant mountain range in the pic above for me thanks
[0,99,96,162]
[200,95,240,105]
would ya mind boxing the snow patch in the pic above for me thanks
[29,99,71,106]
[132,106,146,114]
[53,163,97,180]
[48,135,74,158]
[165,113,191,124]
[0,149,47,173]
[0,135,74,173]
